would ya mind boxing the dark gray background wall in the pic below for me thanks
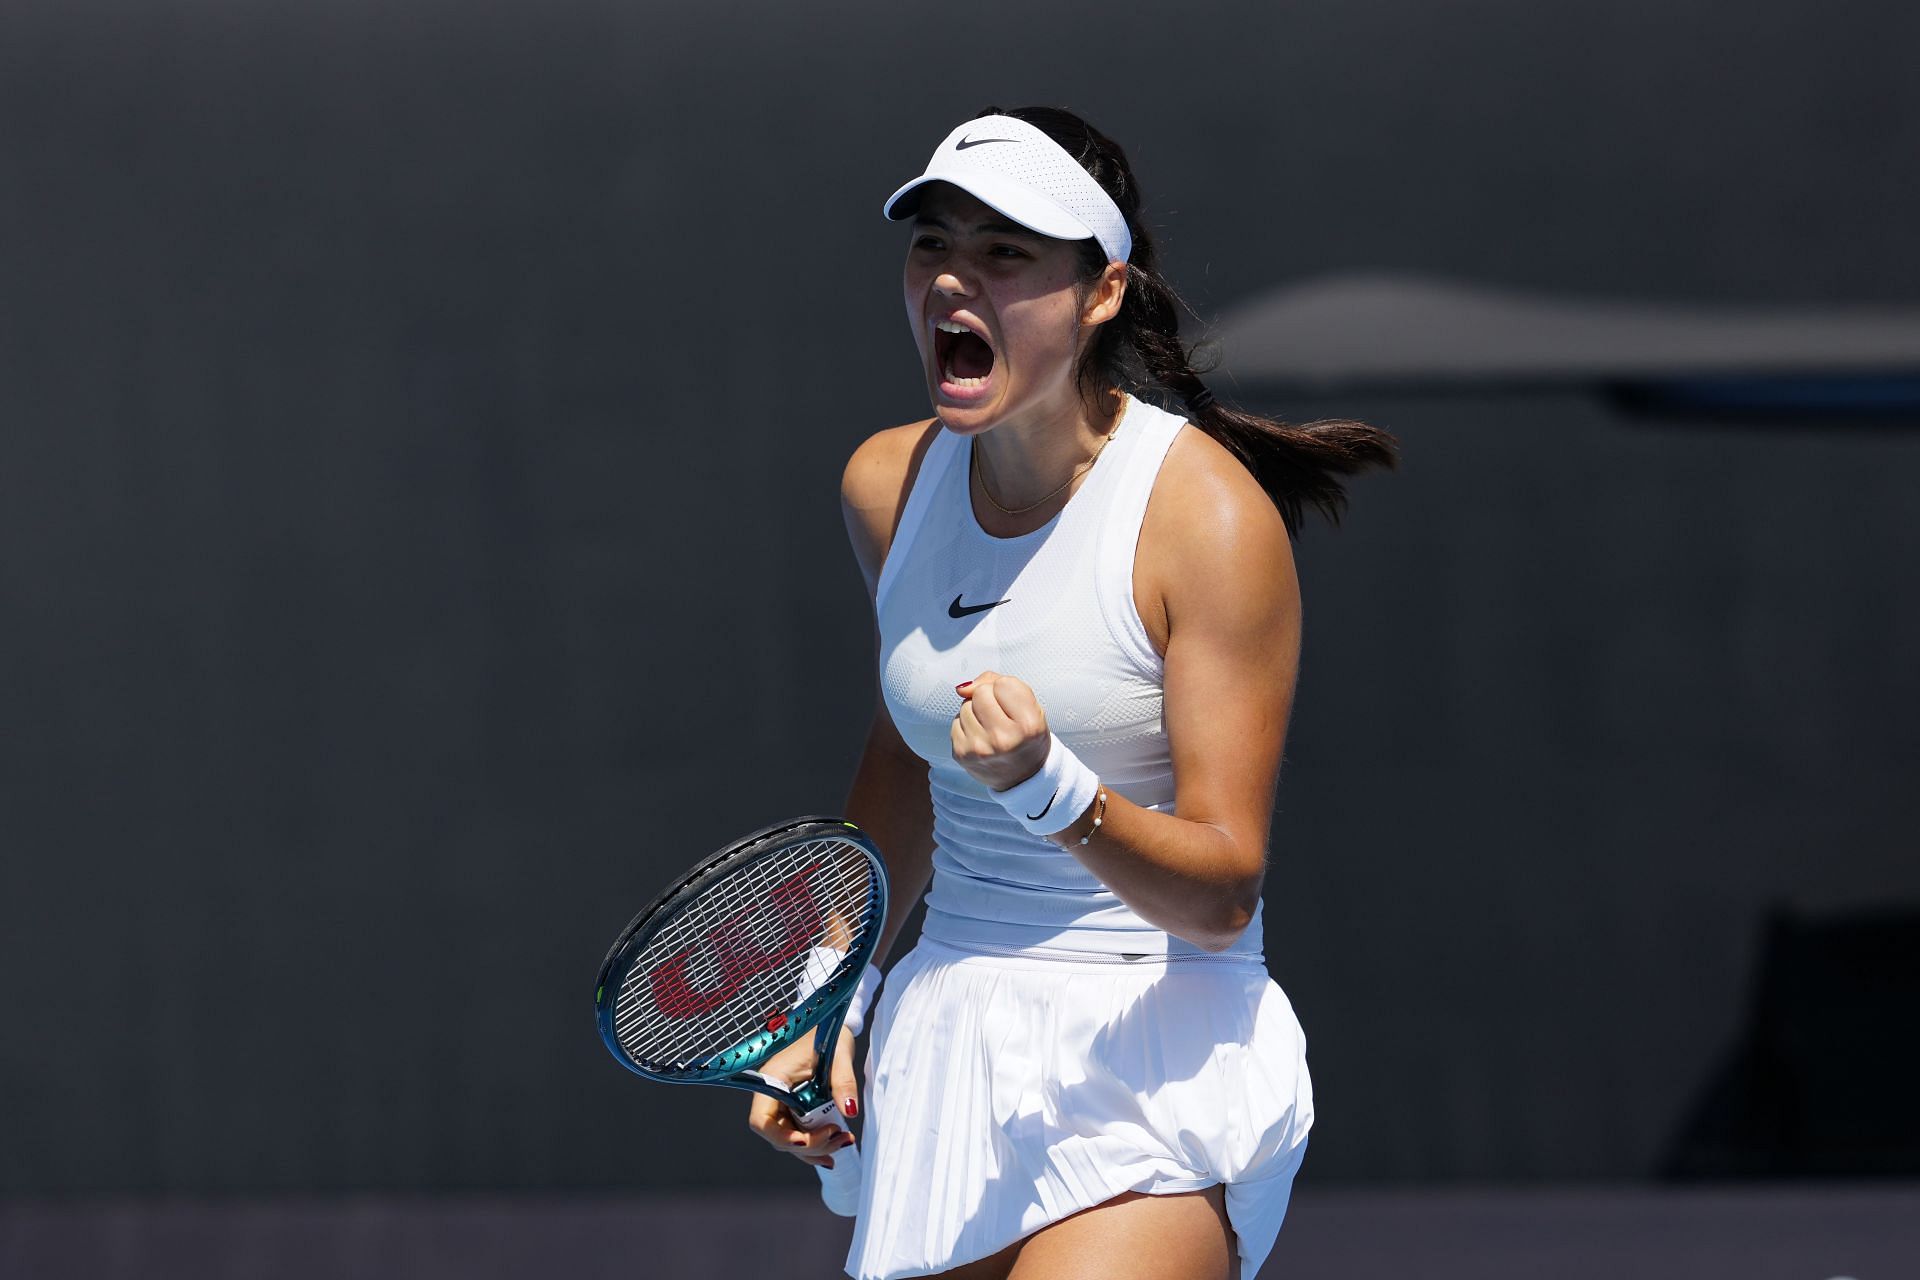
[2,0,1915,1194]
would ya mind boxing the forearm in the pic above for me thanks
[1048,791,1265,952]
[843,727,936,968]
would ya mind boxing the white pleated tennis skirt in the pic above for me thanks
[844,936,1314,1280]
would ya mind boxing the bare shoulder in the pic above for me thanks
[841,418,943,599]
[1136,425,1299,654]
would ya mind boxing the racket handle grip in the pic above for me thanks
[797,1101,863,1217]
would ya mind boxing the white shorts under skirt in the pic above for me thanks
[843,937,1314,1280]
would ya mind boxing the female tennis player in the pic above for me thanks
[748,106,1395,1280]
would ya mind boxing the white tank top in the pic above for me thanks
[876,394,1265,960]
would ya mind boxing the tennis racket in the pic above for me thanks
[593,815,889,1215]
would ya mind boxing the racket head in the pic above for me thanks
[593,816,887,1089]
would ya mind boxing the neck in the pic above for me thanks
[968,385,1125,513]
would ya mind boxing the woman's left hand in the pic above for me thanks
[951,671,1052,792]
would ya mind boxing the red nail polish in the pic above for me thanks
[843,1097,858,1118]
[955,682,972,694]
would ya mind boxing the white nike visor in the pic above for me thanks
[883,115,1133,265]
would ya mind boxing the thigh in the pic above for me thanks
[1004,1187,1235,1280]
[919,1189,1235,1280]
[923,1238,1021,1280]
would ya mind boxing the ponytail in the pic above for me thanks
[980,105,1399,536]
[1110,255,1398,536]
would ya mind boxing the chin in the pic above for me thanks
[933,408,997,436]
[929,383,1005,434]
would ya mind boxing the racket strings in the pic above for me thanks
[618,842,874,1065]
[612,837,879,1071]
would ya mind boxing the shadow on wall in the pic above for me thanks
[1663,902,1920,1177]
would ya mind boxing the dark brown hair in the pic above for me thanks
[978,105,1398,535]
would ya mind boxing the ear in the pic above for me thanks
[1079,260,1129,327]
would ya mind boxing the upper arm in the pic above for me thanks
[1142,429,1302,882]
[841,419,941,757]
[840,419,940,602]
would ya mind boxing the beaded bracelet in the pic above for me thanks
[1077,788,1109,846]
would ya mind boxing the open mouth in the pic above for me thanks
[934,318,996,393]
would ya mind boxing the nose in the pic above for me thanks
[932,270,970,298]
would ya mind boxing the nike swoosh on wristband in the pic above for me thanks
[955,136,1016,150]
[1026,789,1058,822]
[949,594,1009,618]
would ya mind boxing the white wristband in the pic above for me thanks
[795,946,846,1006]
[991,733,1101,837]
[795,950,884,1038]
[843,964,883,1038]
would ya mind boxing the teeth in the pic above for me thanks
[946,374,988,388]
[935,319,972,334]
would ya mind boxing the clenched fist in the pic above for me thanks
[951,671,1052,792]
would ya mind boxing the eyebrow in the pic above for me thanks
[913,212,1040,238]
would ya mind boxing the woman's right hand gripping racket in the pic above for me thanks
[593,816,888,1216]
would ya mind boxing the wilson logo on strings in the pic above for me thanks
[647,863,825,1019]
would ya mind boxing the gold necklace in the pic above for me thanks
[972,428,1116,518]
